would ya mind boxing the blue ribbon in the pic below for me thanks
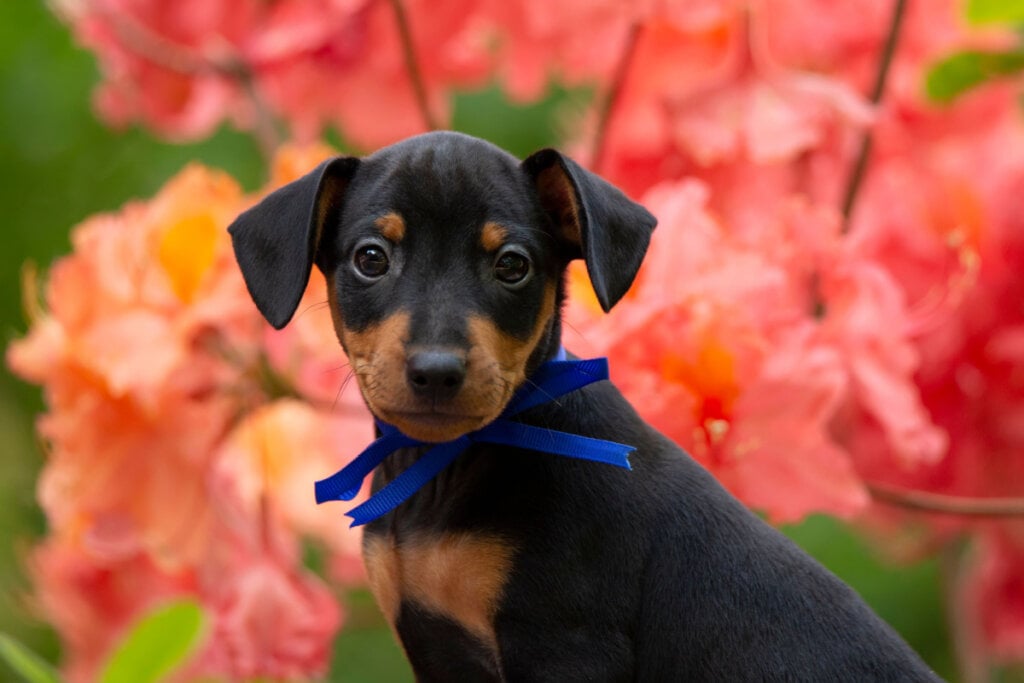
[314,352,634,526]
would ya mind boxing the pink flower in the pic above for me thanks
[214,398,371,584]
[31,538,196,683]
[595,4,872,197]
[569,180,867,522]
[964,528,1024,663]
[58,0,500,147]
[205,555,341,680]
[482,0,636,101]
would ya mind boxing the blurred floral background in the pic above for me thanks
[2,0,1023,681]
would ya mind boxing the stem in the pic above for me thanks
[591,21,643,173]
[236,69,283,164]
[868,482,1024,517]
[387,0,439,131]
[102,10,207,73]
[19,262,42,325]
[101,11,281,162]
[940,541,989,683]
[840,0,908,230]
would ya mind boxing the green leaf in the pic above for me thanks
[0,634,62,683]
[99,600,206,683]
[926,49,1024,103]
[966,0,1024,24]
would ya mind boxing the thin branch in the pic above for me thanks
[387,0,439,131]
[99,9,207,74]
[591,20,643,173]
[840,0,908,229]
[940,542,989,683]
[235,68,284,164]
[100,11,281,161]
[868,482,1024,517]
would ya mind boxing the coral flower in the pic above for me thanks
[214,398,371,584]
[205,554,341,680]
[7,149,371,680]
[7,165,252,567]
[568,180,867,523]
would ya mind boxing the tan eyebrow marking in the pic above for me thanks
[375,212,406,242]
[480,221,508,252]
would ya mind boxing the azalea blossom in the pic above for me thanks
[12,0,1024,674]
[7,151,368,679]
[57,0,493,148]
[567,180,868,523]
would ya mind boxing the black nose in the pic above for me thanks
[406,351,466,400]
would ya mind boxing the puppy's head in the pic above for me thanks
[229,132,655,442]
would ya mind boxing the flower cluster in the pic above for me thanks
[12,0,1024,678]
[565,0,1024,667]
[8,146,370,681]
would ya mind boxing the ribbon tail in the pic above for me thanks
[314,432,417,503]
[345,436,470,527]
[479,421,633,469]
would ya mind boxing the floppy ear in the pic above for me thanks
[228,156,359,329]
[522,149,656,312]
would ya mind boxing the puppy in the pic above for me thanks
[229,131,941,682]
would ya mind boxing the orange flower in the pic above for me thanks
[8,165,252,566]
[7,150,369,679]
[31,536,197,683]
[214,398,371,583]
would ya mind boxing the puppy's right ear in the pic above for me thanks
[228,157,359,329]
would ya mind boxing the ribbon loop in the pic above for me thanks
[314,430,418,503]
[315,351,634,526]
[344,436,470,527]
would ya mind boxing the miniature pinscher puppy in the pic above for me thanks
[229,131,940,681]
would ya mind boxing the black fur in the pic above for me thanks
[228,131,941,681]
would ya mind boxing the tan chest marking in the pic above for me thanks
[364,533,516,649]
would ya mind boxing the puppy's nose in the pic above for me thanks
[406,351,466,400]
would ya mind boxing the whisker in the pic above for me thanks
[332,369,359,411]
[294,299,332,320]
[562,320,591,346]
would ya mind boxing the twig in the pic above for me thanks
[868,482,1024,517]
[235,67,284,164]
[387,0,439,131]
[840,0,908,229]
[940,542,989,683]
[95,11,281,161]
[591,20,643,173]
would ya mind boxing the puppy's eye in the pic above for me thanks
[494,249,531,286]
[353,243,390,280]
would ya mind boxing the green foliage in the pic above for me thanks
[783,516,954,680]
[98,601,206,683]
[966,0,1024,24]
[925,0,1024,104]
[0,634,62,683]
[330,590,413,682]
[452,85,591,158]
[926,49,1024,102]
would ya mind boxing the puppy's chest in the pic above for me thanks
[363,528,516,652]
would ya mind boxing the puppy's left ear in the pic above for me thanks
[522,149,656,312]
[228,156,359,329]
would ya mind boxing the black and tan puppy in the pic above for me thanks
[229,131,940,681]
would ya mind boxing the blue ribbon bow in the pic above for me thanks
[314,352,635,526]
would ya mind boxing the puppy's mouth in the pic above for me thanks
[374,407,492,443]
